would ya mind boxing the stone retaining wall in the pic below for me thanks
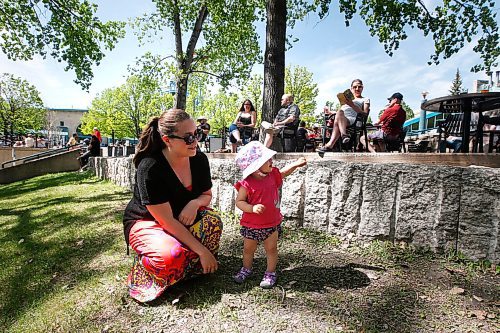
[90,155,500,262]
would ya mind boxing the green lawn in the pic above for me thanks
[1,172,498,333]
[0,172,134,332]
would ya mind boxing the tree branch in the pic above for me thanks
[184,5,209,71]
[189,70,224,80]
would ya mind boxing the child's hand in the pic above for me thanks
[295,157,307,167]
[252,204,265,214]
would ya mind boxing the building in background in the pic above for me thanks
[45,108,88,146]
[473,69,500,93]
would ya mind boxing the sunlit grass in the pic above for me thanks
[0,171,133,333]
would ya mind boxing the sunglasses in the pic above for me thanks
[352,85,363,89]
[168,133,198,145]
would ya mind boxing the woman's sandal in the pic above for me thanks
[341,134,351,144]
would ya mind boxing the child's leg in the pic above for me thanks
[262,230,279,272]
[243,237,258,269]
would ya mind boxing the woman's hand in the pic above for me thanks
[198,248,218,274]
[252,204,265,214]
[178,200,199,226]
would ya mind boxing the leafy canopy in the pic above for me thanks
[284,65,319,124]
[0,0,125,90]
[315,0,499,73]
[131,0,262,109]
[82,75,173,139]
[0,73,46,139]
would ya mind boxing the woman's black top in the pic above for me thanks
[122,150,212,245]
[237,112,253,126]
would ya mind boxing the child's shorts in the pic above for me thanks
[240,224,282,242]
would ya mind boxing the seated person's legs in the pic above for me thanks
[229,123,241,153]
[261,121,279,148]
[365,130,385,153]
[320,111,352,150]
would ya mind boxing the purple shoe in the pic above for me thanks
[260,271,277,289]
[234,267,252,283]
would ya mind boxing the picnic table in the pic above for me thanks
[421,92,500,153]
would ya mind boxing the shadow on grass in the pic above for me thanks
[353,284,421,333]
[0,172,130,331]
[145,253,371,309]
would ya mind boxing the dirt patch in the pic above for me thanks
[107,221,498,333]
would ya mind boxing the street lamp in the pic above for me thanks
[418,91,429,132]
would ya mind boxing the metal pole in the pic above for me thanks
[419,91,429,132]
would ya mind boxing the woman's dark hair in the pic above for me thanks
[351,79,363,87]
[239,99,256,112]
[133,109,191,167]
[90,135,99,145]
[300,120,306,127]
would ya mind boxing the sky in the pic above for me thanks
[1,1,499,122]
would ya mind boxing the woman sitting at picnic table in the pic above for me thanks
[122,109,223,303]
[228,99,257,153]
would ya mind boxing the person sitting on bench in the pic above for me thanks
[261,94,300,148]
[360,92,406,153]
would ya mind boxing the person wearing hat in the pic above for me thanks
[233,141,306,288]
[360,92,406,153]
[196,115,211,151]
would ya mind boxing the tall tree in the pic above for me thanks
[262,0,286,123]
[0,73,46,144]
[449,69,464,95]
[82,76,173,139]
[0,1,125,90]
[132,0,261,110]
[284,65,318,124]
[262,0,499,122]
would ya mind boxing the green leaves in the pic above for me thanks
[312,0,499,73]
[285,65,319,124]
[82,75,173,139]
[0,0,125,90]
[0,73,46,139]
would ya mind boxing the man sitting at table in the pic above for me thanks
[361,92,406,153]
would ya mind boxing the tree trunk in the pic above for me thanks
[262,0,286,123]
[175,76,188,110]
[172,3,208,111]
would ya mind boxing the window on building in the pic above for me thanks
[60,121,65,126]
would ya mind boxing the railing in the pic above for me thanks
[1,144,83,169]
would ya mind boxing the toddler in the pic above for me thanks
[234,141,307,288]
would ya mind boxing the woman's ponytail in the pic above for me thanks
[133,109,191,167]
[133,117,164,167]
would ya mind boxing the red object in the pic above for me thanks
[379,104,406,137]
[93,129,102,142]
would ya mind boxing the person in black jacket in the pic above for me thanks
[78,135,100,167]
[122,109,223,303]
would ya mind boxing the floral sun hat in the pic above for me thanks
[235,141,277,179]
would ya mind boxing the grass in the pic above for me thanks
[1,172,498,333]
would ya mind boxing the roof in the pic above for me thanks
[403,111,441,127]
[47,108,88,113]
